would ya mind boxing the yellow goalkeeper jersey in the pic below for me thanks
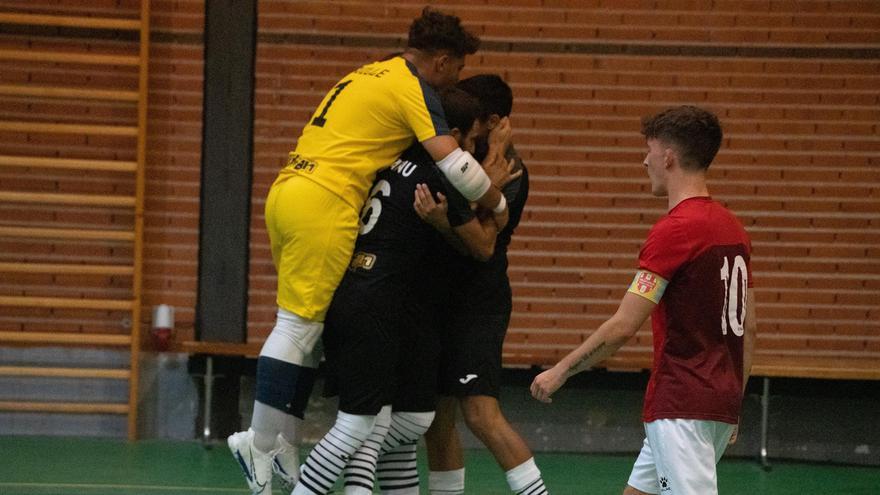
[277,56,449,211]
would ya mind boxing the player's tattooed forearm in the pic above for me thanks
[569,342,607,372]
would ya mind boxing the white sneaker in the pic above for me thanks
[272,433,300,493]
[228,429,273,495]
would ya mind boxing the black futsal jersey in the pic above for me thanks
[435,146,529,316]
[322,143,471,412]
[331,143,472,311]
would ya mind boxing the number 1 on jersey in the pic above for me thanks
[311,80,352,127]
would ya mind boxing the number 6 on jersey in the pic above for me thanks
[360,179,390,235]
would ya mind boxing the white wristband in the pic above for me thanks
[493,194,507,214]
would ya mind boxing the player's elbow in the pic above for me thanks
[469,242,495,261]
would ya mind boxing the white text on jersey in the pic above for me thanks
[391,158,417,177]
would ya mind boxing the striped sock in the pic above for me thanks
[506,457,549,495]
[376,441,419,494]
[376,411,434,494]
[293,412,375,495]
[343,405,391,495]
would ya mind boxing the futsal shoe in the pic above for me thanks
[228,428,274,495]
[272,433,300,493]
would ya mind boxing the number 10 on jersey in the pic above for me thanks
[720,255,747,337]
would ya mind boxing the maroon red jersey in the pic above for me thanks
[638,197,752,424]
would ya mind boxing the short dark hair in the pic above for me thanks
[457,74,513,119]
[407,7,480,58]
[439,87,481,136]
[641,105,723,171]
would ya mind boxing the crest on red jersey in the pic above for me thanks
[636,271,657,293]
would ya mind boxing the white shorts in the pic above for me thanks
[627,418,735,495]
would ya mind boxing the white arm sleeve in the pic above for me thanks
[435,148,491,201]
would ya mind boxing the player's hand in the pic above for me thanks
[530,366,568,404]
[483,117,517,189]
[413,183,449,229]
[489,116,512,151]
[728,423,739,445]
[485,157,522,191]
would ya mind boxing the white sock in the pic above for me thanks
[251,400,288,453]
[429,468,465,495]
[293,412,376,495]
[506,457,548,495]
[344,405,392,495]
[281,414,302,445]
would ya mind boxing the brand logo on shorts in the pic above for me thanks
[660,476,671,492]
[460,161,469,173]
[349,251,376,271]
[459,374,478,384]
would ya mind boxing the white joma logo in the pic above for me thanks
[459,374,478,384]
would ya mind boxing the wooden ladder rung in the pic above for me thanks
[0,155,137,172]
[0,331,130,346]
[0,121,138,137]
[0,262,133,276]
[0,226,134,241]
[0,84,139,101]
[0,366,130,379]
[0,13,140,30]
[173,340,263,357]
[0,48,140,66]
[0,191,135,207]
[0,296,133,311]
[0,401,129,414]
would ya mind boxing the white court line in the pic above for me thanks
[0,482,244,493]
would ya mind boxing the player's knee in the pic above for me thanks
[428,398,458,430]
[260,309,323,367]
[391,411,435,440]
[460,396,502,434]
[335,411,377,443]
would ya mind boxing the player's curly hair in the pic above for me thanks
[641,105,723,171]
[407,7,480,58]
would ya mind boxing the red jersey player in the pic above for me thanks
[531,105,757,495]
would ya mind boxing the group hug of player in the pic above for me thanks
[227,7,755,495]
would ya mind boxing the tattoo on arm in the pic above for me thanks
[568,342,607,373]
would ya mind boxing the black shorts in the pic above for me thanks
[323,288,440,415]
[391,304,440,412]
[437,312,509,398]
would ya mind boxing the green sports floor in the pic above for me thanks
[0,436,876,495]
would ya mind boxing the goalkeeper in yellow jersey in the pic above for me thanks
[228,7,513,495]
